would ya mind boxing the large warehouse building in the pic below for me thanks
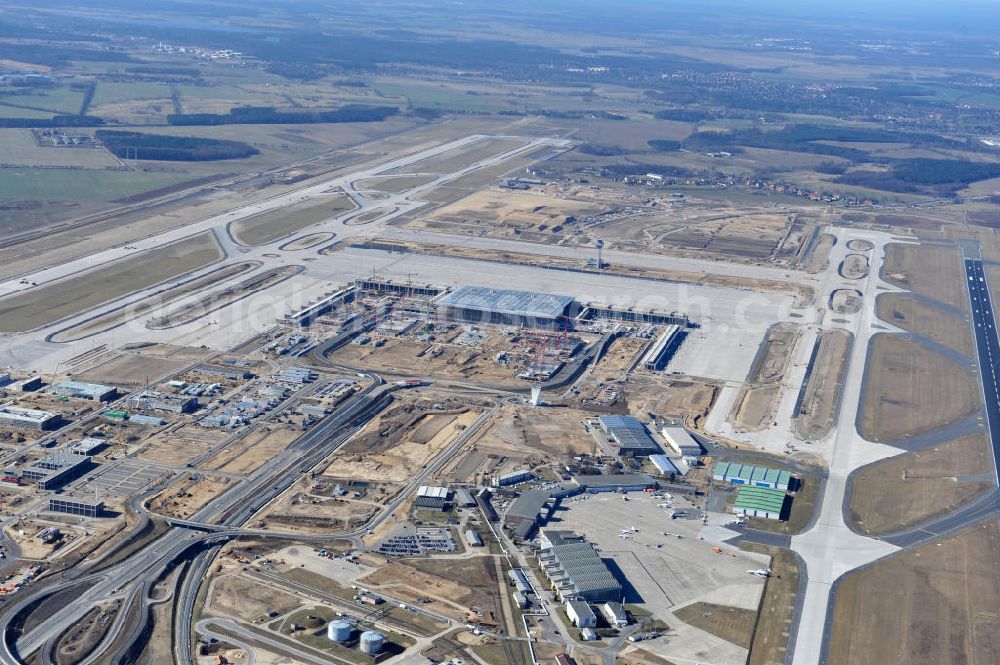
[597,415,663,456]
[49,496,104,518]
[504,489,558,541]
[733,486,788,520]
[537,529,623,602]
[50,381,117,402]
[0,405,59,431]
[436,286,577,329]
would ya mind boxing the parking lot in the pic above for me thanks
[73,459,165,496]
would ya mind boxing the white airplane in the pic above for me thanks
[747,569,772,577]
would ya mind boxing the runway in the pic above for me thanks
[962,255,1000,484]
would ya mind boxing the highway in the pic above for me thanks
[1,373,388,663]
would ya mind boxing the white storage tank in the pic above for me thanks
[359,630,385,655]
[327,619,352,642]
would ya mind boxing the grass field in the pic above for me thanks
[373,81,504,113]
[91,81,172,106]
[860,334,981,442]
[882,243,968,312]
[0,129,119,168]
[876,292,972,356]
[231,195,355,245]
[848,433,992,535]
[0,104,53,119]
[740,544,799,665]
[0,168,195,202]
[0,86,85,114]
[0,232,222,332]
[828,520,1000,665]
[674,602,755,648]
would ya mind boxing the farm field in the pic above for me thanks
[0,167,194,202]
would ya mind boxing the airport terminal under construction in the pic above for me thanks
[0,119,991,665]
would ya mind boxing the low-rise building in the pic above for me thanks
[20,452,93,490]
[713,461,792,491]
[127,390,197,414]
[597,415,663,456]
[539,530,623,602]
[733,485,788,520]
[566,600,597,628]
[454,488,477,507]
[465,529,483,547]
[49,496,103,517]
[493,469,532,486]
[0,405,58,431]
[504,489,556,541]
[649,454,684,477]
[50,381,117,402]
[601,602,628,627]
[571,473,654,493]
[660,425,703,458]
[69,437,107,456]
[509,568,532,594]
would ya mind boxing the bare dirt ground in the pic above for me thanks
[598,210,794,261]
[329,333,525,384]
[622,375,719,429]
[71,352,189,387]
[254,476,380,534]
[231,194,355,245]
[882,243,968,312]
[358,556,500,622]
[324,406,484,483]
[860,334,981,442]
[830,289,862,314]
[848,433,993,535]
[207,573,302,623]
[731,323,801,432]
[876,292,973,357]
[838,254,869,279]
[0,232,222,333]
[794,329,850,441]
[417,188,607,235]
[137,429,218,466]
[153,473,234,519]
[471,404,598,464]
[828,519,1000,665]
[800,233,835,273]
[206,426,300,475]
